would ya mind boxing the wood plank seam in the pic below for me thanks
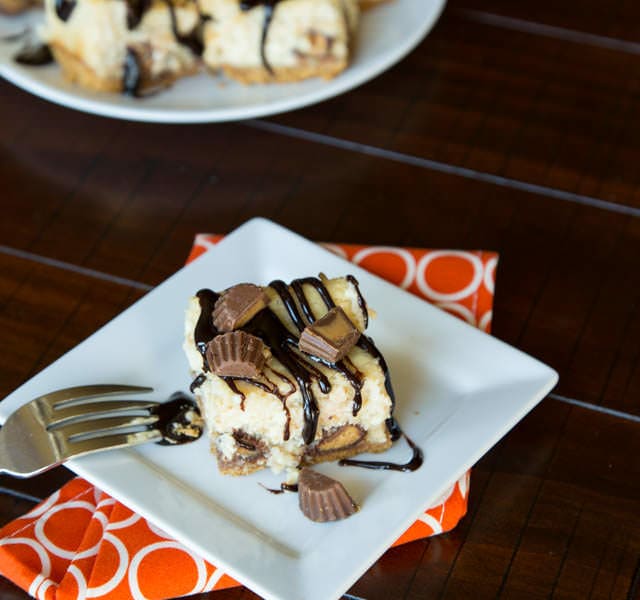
[20,125,123,255]
[244,120,640,219]
[627,557,640,600]
[492,407,573,598]
[133,170,213,284]
[0,487,42,504]
[455,8,640,56]
[548,394,640,424]
[547,501,585,597]
[0,245,153,291]
[433,470,496,599]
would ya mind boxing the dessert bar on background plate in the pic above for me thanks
[0,0,446,122]
[0,218,558,600]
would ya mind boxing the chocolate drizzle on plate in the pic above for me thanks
[260,482,299,495]
[154,392,204,445]
[339,418,423,472]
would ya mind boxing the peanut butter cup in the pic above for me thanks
[298,306,360,363]
[213,283,269,331]
[206,331,266,378]
[298,468,358,522]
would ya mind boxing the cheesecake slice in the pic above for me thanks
[200,0,359,83]
[40,0,201,93]
[183,275,395,478]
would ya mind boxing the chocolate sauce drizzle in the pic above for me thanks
[339,418,423,472]
[346,274,369,329]
[195,288,314,441]
[190,373,207,392]
[195,289,221,363]
[131,0,277,85]
[260,482,299,495]
[246,297,320,444]
[126,0,152,29]
[122,47,142,96]
[55,0,76,21]
[193,276,394,446]
[239,0,282,75]
[14,43,54,66]
[154,391,204,445]
[271,278,363,416]
[164,0,207,56]
[222,372,294,440]
[222,378,246,408]
[288,276,383,417]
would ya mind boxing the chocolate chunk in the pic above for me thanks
[298,307,360,363]
[298,468,358,522]
[206,331,267,378]
[55,0,76,21]
[213,284,269,331]
[232,430,267,460]
[219,430,267,473]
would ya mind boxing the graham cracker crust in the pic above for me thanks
[218,58,348,85]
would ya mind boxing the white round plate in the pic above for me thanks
[0,0,445,123]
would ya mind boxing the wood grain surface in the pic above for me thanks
[1,1,640,599]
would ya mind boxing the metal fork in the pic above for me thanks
[0,385,168,478]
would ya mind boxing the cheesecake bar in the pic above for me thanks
[200,0,359,83]
[40,0,200,93]
[183,275,395,477]
[38,0,359,93]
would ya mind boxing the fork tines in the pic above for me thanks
[41,385,160,441]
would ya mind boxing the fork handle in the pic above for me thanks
[0,424,64,478]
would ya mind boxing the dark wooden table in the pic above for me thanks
[2,1,640,599]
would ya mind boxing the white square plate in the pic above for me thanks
[0,218,558,600]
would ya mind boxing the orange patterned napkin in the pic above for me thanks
[0,236,498,600]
